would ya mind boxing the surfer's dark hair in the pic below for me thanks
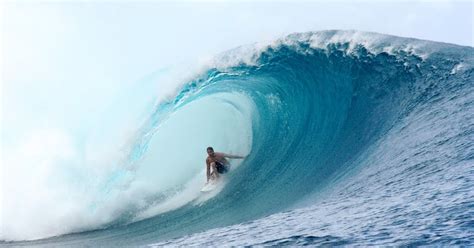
[207,147,214,151]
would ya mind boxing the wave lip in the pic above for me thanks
[211,30,472,69]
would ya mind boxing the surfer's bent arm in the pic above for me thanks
[206,159,211,182]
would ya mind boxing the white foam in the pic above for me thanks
[307,31,430,57]
[450,62,465,74]
[208,30,442,70]
[0,76,254,241]
[1,128,89,240]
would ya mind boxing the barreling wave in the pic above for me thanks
[3,30,473,246]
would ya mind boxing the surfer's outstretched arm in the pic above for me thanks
[221,153,246,159]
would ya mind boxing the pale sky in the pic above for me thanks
[1,0,473,142]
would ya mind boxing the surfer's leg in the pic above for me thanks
[210,162,219,180]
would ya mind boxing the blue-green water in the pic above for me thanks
[2,30,473,247]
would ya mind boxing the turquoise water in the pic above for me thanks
[2,30,473,246]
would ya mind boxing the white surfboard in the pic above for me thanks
[201,181,218,192]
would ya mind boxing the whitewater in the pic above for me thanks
[1,30,473,247]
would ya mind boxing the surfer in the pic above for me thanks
[206,146,245,182]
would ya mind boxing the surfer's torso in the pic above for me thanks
[206,152,229,166]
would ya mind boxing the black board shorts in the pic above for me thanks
[215,161,229,174]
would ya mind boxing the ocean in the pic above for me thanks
[2,30,473,247]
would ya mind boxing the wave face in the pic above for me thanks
[4,30,473,246]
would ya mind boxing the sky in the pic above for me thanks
[1,1,473,140]
[0,0,472,240]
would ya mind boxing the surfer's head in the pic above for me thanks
[207,146,215,156]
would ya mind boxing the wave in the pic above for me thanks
[2,30,473,246]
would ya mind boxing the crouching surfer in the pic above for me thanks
[206,146,245,182]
